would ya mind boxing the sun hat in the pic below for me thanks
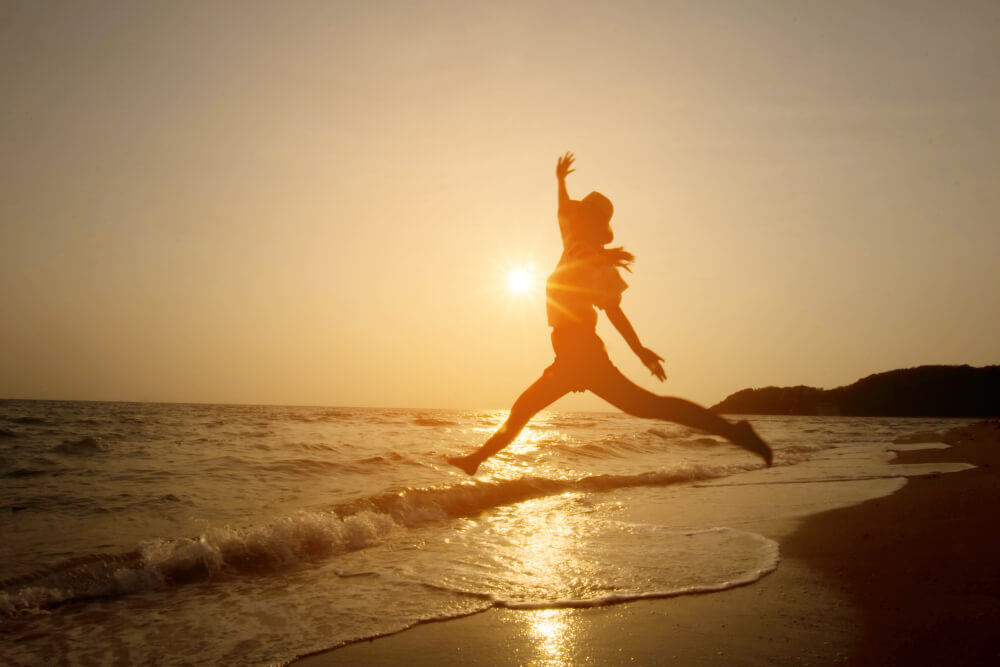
[567,191,614,245]
[579,191,613,224]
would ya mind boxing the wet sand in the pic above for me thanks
[296,421,1000,666]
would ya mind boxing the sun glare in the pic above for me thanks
[507,268,534,294]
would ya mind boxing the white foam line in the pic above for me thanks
[496,551,780,610]
[887,442,952,451]
[694,467,974,488]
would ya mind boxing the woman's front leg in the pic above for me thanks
[447,371,570,475]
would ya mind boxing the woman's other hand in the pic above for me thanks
[556,152,575,181]
[638,347,667,381]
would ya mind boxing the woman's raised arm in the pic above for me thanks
[555,152,575,218]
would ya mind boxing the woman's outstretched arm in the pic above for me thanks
[556,152,575,221]
[605,304,667,381]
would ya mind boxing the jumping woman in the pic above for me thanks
[448,153,772,475]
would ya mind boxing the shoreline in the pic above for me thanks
[297,421,1000,666]
[784,420,1000,665]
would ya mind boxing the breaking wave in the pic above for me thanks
[52,436,110,454]
[0,461,757,616]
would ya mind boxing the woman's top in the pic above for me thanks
[545,241,628,330]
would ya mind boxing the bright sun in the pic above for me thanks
[507,268,533,294]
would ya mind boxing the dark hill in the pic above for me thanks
[711,365,1000,417]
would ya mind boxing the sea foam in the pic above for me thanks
[1,462,761,615]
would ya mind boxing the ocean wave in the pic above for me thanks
[251,457,354,476]
[365,417,407,425]
[779,443,829,455]
[315,409,355,421]
[412,418,458,427]
[542,430,711,461]
[8,416,46,425]
[3,468,47,479]
[343,461,756,528]
[52,436,109,454]
[287,441,353,453]
[0,462,756,616]
[893,429,946,444]
[287,409,356,423]
[115,416,146,424]
[0,510,399,616]
[357,452,417,466]
[545,419,599,428]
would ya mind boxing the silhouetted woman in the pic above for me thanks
[448,153,772,475]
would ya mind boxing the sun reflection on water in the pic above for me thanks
[505,425,543,455]
[456,416,599,665]
[498,495,581,665]
[527,608,575,666]
[485,493,592,600]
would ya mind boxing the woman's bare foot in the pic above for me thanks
[446,454,481,475]
[732,420,773,466]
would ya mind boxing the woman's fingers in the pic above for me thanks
[556,152,576,178]
[642,352,667,381]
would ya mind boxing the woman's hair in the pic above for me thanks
[602,246,635,271]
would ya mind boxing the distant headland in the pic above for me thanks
[711,365,1000,417]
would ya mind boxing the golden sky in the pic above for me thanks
[2,0,998,409]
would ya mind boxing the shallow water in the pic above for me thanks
[0,400,972,665]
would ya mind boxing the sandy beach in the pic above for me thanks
[298,421,1000,666]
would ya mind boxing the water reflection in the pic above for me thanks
[506,425,544,456]
[486,494,585,601]
[526,608,577,666]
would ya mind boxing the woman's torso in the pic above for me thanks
[545,244,627,332]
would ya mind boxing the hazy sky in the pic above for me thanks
[2,0,998,409]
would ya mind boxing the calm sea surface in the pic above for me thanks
[0,400,972,664]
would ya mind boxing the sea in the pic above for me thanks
[0,399,975,665]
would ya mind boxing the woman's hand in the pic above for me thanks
[637,347,667,381]
[556,152,575,181]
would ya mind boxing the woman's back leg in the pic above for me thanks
[588,367,772,465]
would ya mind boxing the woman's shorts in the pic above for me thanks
[543,326,618,392]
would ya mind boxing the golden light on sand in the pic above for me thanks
[507,267,534,294]
[529,608,572,665]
